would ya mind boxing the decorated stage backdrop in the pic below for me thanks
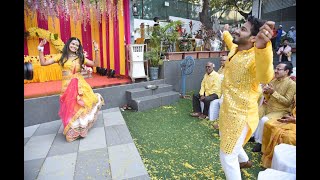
[24,0,131,83]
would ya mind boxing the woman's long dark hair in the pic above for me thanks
[59,37,85,68]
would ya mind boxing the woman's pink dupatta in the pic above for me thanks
[59,78,80,127]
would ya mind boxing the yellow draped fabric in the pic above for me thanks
[24,55,63,83]
[24,64,62,83]
[261,96,296,168]
[219,31,274,154]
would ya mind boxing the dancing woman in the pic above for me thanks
[38,37,104,142]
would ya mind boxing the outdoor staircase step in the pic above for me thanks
[128,91,180,111]
[126,83,174,99]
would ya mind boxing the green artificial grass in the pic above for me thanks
[122,94,266,179]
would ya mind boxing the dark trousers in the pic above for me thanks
[192,93,218,116]
[271,38,276,49]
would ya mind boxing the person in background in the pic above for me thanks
[219,16,275,179]
[38,37,105,142]
[287,26,296,43]
[190,62,221,120]
[252,61,296,152]
[275,25,286,49]
[277,38,292,63]
[261,94,296,168]
[217,55,227,75]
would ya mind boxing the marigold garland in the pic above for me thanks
[24,27,65,65]
[24,54,61,64]
[26,27,65,52]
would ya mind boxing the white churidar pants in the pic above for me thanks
[253,116,269,143]
[220,124,249,180]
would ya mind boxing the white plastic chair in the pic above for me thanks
[258,168,296,180]
[200,98,221,121]
[271,143,296,174]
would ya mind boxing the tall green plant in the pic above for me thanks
[146,20,182,67]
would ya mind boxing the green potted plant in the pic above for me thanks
[144,48,162,80]
[145,20,182,80]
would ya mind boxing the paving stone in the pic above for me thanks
[74,148,112,180]
[92,112,104,128]
[108,143,148,180]
[47,133,80,157]
[23,107,149,180]
[105,125,133,147]
[37,152,77,180]
[24,158,45,180]
[24,124,40,138]
[103,110,126,127]
[102,107,120,113]
[58,123,64,134]
[24,138,30,145]
[33,120,61,136]
[24,134,56,161]
[127,174,151,180]
[79,127,107,152]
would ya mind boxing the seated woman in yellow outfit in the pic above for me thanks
[261,95,296,168]
[38,37,104,142]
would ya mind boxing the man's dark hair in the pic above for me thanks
[153,16,160,22]
[246,15,266,36]
[282,38,290,43]
[280,61,294,76]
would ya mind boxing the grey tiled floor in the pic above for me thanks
[24,107,150,180]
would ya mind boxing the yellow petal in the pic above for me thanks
[183,162,196,169]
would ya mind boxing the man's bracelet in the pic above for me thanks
[38,46,44,52]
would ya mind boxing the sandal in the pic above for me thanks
[122,104,129,110]
[190,112,201,117]
[198,114,208,120]
[240,161,253,169]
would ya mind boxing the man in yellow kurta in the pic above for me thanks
[217,55,227,75]
[252,61,296,152]
[219,16,275,180]
[190,62,221,119]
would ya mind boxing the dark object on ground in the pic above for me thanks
[145,85,158,90]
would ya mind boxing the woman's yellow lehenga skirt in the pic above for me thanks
[59,73,104,142]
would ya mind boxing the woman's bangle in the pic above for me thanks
[38,46,44,52]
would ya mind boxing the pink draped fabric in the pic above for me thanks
[81,20,93,60]
[113,1,120,74]
[37,11,50,55]
[59,78,79,127]
[123,0,131,76]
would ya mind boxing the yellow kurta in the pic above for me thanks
[260,77,296,117]
[219,31,274,154]
[217,66,225,75]
[199,70,222,98]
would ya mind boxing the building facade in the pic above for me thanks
[252,0,296,31]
